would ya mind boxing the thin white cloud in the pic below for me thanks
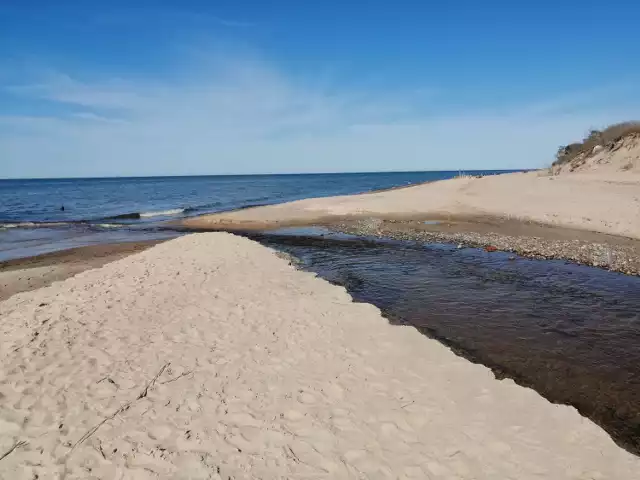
[70,112,129,124]
[1,56,638,178]
[6,73,147,110]
[208,15,255,28]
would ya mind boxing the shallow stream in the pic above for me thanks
[252,230,640,454]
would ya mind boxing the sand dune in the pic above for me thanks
[182,171,640,240]
[1,233,639,479]
[552,130,640,176]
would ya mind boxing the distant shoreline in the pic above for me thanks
[0,170,514,263]
[177,169,640,275]
[5,166,639,284]
[180,170,640,239]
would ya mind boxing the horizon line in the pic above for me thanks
[0,168,527,181]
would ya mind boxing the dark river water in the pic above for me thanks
[251,231,640,455]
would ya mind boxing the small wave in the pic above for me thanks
[139,208,185,218]
[0,223,29,229]
[0,221,71,229]
[94,223,126,229]
[102,209,185,221]
[103,212,142,220]
[183,202,222,214]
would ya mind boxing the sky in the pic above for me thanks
[1,1,640,178]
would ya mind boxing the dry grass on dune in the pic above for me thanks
[553,121,640,167]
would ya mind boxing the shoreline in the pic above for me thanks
[0,240,163,302]
[177,169,640,275]
[2,233,639,478]
[180,170,640,240]
[2,201,638,309]
[2,208,638,306]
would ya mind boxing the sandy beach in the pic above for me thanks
[1,233,639,479]
[0,241,164,303]
[5,3,640,477]
[182,170,640,239]
[178,168,640,275]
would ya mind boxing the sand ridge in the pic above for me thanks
[1,233,639,479]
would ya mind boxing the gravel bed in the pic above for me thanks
[332,218,640,276]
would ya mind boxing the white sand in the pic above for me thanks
[1,233,639,479]
[183,171,640,239]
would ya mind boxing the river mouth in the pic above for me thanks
[248,231,640,455]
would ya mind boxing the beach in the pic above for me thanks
[5,2,640,477]
[0,241,163,303]
[181,170,640,274]
[181,171,640,238]
[2,233,639,479]
[2,162,640,478]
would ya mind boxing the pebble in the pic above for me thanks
[335,219,640,276]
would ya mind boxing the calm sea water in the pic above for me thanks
[0,171,510,260]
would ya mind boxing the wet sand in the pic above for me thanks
[0,240,163,302]
[2,233,639,479]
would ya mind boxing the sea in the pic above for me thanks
[0,170,508,261]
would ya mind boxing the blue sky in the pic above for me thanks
[2,1,640,178]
